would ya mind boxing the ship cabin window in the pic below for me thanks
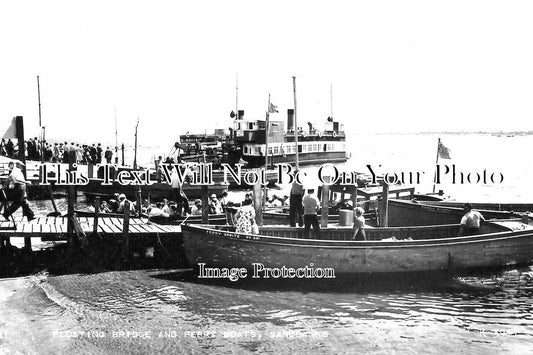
[268,147,272,155]
[236,123,241,130]
[298,145,302,153]
[302,145,307,152]
[273,147,279,155]
[323,144,327,152]
[255,147,262,155]
[248,122,254,130]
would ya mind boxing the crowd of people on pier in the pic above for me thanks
[0,137,115,164]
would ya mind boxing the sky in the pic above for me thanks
[1,0,532,149]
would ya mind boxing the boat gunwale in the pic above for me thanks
[181,222,533,249]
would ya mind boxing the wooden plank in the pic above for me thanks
[99,223,115,234]
[129,224,143,234]
[40,224,52,233]
[135,224,153,234]
[107,223,120,234]
[0,221,12,229]
[16,223,24,233]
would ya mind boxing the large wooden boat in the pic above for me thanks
[386,199,520,227]
[181,220,533,275]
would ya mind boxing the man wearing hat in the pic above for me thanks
[458,203,485,236]
[2,161,34,221]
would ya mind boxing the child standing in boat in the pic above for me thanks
[352,207,366,240]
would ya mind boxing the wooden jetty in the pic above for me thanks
[0,215,181,242]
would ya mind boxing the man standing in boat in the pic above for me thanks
[458,203,485,236]
[302,188,321,239]
[289,174,304,227]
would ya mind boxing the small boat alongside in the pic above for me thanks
[181,220,533,275]
[386,199,520,227]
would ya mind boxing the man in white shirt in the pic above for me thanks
[458,203,485,236]
[2,162,34,221]
[302,188,321,239]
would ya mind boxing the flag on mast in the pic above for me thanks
[268,102,279,113]
[437,139,451,159]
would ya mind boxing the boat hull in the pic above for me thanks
[242,151,347,168]
[182,222,533,274]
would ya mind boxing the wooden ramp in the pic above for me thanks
[0,216,182,240]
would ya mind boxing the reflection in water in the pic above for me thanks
[1,267,532,354]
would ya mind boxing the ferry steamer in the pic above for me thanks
[234,109,348,168]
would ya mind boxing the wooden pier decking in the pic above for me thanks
[0,216,182,240]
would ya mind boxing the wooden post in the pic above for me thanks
[201,185,209,224]
[14,116,26,177]
[67,149,77,241]
[122,200,130,264]
[321,183,330,228]
[15,116,31,251]
[93,196,100,235]
[381,183,390,227]
[121,143,125,166]
[253,181,263,226]
[351,185,358,210]
[136,187,142,214]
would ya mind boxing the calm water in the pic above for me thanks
[1,133,533,354]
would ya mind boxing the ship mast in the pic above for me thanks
[115,107,119,164]
[265,93,271,171]
[330,83,333,120]
[37,75,44,163]
[292,76,299,170]
[133,118,139,169]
